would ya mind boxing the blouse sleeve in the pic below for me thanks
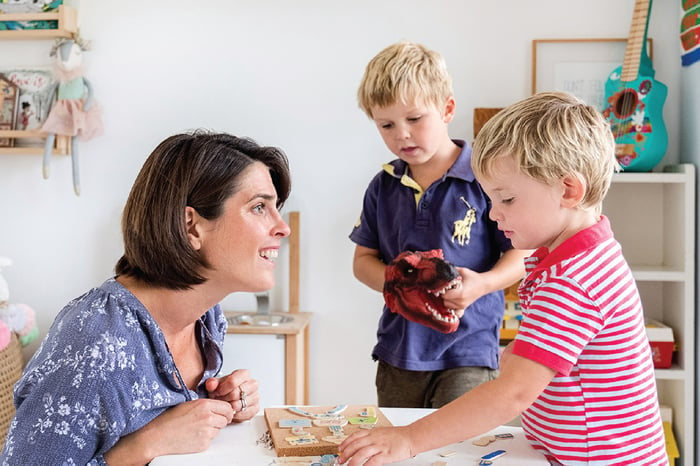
[1,345,130,465]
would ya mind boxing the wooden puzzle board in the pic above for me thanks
[264,405,392,457]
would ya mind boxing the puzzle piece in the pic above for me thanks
[360,407,376,417]
[329,424,345,436]
[348,416,378,425]
[479,448,507,465]
[279,419,312,428]
[313,417,348,427]
[322,434,348,444]
[285,434,319,446]
[472,435,496,446]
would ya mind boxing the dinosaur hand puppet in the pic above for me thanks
[383,249,462,333]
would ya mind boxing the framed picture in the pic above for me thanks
[0,69,56,147]
[0,0,61,14]
[1,69,55,128]
[532,38,653,111]
[0,74,20,148]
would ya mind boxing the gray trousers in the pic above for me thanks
[375,359,498,408]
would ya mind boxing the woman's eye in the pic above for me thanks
[253,204,265,214]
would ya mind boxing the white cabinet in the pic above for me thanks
[602,163,695,466]
[221,334,286,409]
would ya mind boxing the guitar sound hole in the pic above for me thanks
[614,89,638,119]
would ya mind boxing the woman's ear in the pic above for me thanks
[185,206,203,250]
[561,173,586,208]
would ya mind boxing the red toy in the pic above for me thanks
[383,249,462,333]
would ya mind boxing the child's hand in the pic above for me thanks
[442,266,487,313]
[338,426,414,465]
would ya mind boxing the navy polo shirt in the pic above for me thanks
[349,140,512,371]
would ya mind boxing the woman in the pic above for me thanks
[1,131,292,464]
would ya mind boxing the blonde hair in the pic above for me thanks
[472,92,618,212]
[357,41,453,119]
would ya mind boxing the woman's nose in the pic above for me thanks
[274,214,291,238]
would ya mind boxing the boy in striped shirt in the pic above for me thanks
[339,91,667,466]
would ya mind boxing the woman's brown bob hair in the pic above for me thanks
[115,131,291,290]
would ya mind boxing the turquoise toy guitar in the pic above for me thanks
[602,0,667,172]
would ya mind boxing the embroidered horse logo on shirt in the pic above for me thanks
[452,197,476,246]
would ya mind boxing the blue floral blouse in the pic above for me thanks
[0,278,227,465]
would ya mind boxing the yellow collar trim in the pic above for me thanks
[383,163,423,206]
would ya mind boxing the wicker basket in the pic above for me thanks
[0,333,22,448]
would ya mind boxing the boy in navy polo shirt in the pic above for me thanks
[349,41,530,408]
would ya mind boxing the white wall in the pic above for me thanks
[0,0,682,406]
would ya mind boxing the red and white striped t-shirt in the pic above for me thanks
[512,216,667,465]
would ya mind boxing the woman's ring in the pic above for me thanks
[240,397,247,412]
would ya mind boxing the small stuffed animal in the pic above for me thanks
[41,34,103,196]
[383,249,462,333]
[9,303,39,346]
[0,257,38,349]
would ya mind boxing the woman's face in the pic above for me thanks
[195,162,290,294]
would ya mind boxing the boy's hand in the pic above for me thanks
[338,426,413,465]
[442,266,487,314]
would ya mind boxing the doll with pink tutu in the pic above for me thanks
[41,34,103,196]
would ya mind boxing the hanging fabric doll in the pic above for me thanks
[41,35,103,196]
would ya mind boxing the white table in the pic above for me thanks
[151,408,548,465]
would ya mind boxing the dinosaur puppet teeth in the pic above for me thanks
[426,302,458,323]
[431,277,462,297]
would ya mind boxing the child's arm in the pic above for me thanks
[352,245,386,292]
[338,346,555,465]
[442,248,532,313]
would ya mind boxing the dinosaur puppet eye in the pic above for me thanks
[397,261,415,276]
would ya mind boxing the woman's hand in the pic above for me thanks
[338,426,414,466]
[104,398,234,463]
[206,368,260,422]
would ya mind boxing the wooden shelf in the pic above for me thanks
[224,311,312,336]
[0,5,77,39]
[499,328,518,341]
[1,5,78,156]
[0,131,71,155]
